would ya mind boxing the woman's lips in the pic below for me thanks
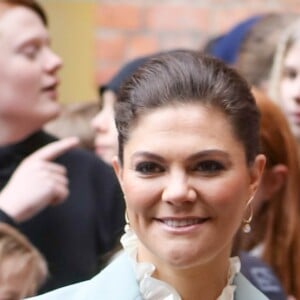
[155,217,211,230]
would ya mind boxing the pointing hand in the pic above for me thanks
[0,137,79,222]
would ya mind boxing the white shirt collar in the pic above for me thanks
[120,225,240,300]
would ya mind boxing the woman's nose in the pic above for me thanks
[162,173,197,206]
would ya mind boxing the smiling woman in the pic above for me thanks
[116,103,255,275]
[28,50,267,300]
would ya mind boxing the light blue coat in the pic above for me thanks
[28,253,268,300]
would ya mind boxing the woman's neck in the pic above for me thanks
[157,263,229,300]
[138,245,231,300]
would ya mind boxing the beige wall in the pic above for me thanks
[40,0,98,104]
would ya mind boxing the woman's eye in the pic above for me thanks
[135,162,164,174]
[194,160,225,173]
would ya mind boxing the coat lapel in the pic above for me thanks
[84,253,142,299]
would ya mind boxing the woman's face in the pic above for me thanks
[0,6,62,131]
[91,90,118,165]
[114,103,265,269]
[280,40,300,140]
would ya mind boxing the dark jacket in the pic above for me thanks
[0,131,125,293]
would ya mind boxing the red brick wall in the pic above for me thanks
[95,0,300,85]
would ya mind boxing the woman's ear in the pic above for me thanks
[262,164,288,200]
[249,154,266,195]
[112,156,124,190]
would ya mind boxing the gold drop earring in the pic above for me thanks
[242,197,253,233]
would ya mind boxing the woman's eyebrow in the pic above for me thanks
[131,151,164,162]
[188,150,230,160]
[131,150,231,162]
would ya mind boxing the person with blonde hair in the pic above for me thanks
[268,19,300,142]
[205,13,298,91]
[0,223,48,299]
[238,88,300,299]
[234,13,298,90]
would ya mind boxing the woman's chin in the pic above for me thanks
[159,248,207,269]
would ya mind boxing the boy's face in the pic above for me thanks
[0,5,62,136]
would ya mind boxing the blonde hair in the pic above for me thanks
[268,18,300,104]
[44,101,99,151]
[235,13,299,89]
[0,223,48,297]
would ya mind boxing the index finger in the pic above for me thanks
[29,137,80,161]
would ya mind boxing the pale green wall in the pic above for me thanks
[40,0,97,103]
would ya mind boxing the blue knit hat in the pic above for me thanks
[208,15,262,64]
[99,55,150,96]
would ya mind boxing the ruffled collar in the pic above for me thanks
[120,225,241,300]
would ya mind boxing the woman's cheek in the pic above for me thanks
[199,177,248,209]
[124,178,162,210]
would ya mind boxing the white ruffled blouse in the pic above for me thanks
[120,225,241,300]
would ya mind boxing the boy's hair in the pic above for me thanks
[0,223,48,296]
[0,0,47,25]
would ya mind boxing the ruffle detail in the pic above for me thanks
[121,225,240,300]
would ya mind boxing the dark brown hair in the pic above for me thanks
[115,50,260,165]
